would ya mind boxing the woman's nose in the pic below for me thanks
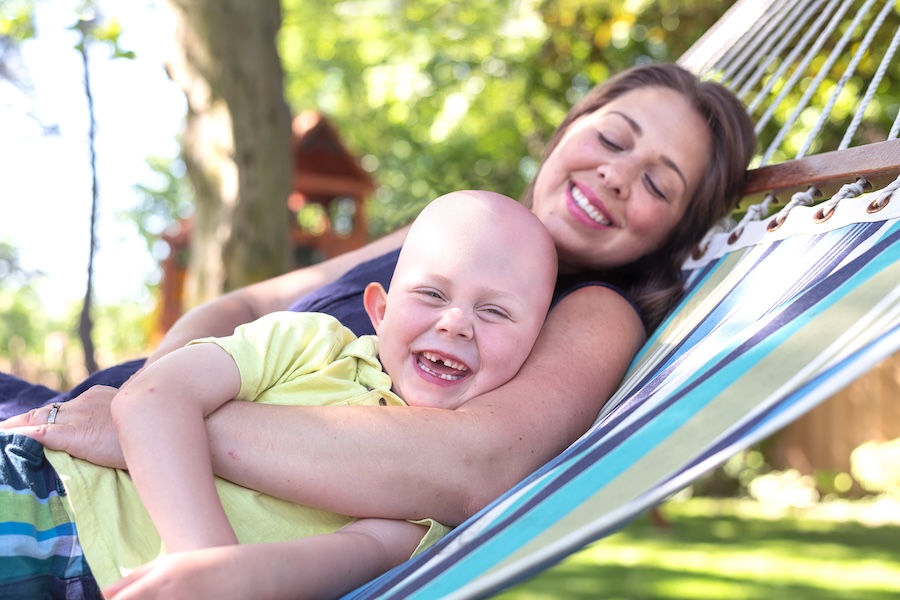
[436,307,474,339]
[597,161,631,200]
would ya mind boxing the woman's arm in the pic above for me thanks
[206,285,646,525]
[112,344,243,551]
[103,519,426,600]
[143,225,410,369]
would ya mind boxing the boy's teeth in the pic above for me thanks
[419,362,464,381]
[421,351,467,372]
[572,186,611,225]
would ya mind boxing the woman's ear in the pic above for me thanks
[363,282,388,332]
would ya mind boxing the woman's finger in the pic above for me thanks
[0,404,57,429]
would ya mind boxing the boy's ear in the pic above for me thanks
[363,282,388,332]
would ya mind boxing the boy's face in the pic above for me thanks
[365,220,552,410]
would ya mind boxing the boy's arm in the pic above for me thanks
[103,519,427,600]
[111,343,242,551]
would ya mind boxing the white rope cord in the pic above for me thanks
[708,1,781,80]
[890,104,900,140]
[734,0,823,99]
[679,0,770,75]
[747,0,845,120]
[843,14,900,147]
[870,174,900,210]
[718,1,790,86]
[814,178,870,222]
[768,187,820,229]
[728,193,778,242]
[796,0,895,159]
[759,0,880,166]
[727,0,806,91]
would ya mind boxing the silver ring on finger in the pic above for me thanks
[47,402,61,425]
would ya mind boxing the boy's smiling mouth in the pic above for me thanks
[416,351,470,381]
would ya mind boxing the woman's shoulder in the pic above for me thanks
[552,273,642,324]
[287,248,401,337]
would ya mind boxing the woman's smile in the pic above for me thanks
[569,182,614,228]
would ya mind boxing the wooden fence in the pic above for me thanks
[768,352,900,475]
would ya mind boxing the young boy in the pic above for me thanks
[32,190,557,597]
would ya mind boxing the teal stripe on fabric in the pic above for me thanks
[0,521,77,540]
[0,554,84,584]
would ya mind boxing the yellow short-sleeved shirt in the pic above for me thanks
[46,312,451,588]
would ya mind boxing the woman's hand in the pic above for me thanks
[0,385,126,469]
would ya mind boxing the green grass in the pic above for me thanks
[495,498,900,600]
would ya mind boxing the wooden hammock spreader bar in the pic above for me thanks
[743,138,900,199]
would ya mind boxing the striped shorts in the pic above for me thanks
[0,431,99,599]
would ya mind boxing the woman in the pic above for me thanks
[3,63,755,597]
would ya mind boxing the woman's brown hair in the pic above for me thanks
[521,63,756,332]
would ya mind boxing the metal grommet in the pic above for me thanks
[867,196,891,214]
[813,205,835,224]
[692,243,708,260]
[727,228,743,245]
[766,217,783,233]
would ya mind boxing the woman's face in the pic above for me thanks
[531,86,712,273]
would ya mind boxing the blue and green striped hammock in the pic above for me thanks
[346,173,900,600]
[345,0,900,595]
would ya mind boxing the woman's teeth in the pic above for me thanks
[572,186,611,226]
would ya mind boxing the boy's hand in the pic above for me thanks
[103,549,255,600]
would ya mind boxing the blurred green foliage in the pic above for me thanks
[9,0,900,379]
[0,240,150,385]
[278,0,733,236]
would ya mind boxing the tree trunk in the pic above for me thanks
[166,0,292,309]
[78,23,98,374]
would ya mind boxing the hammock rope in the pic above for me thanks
[798,0,896,159]
[734,0,823,99]
[746,0,847,128]
[683,0,900,173]
[842,9,900,146]
[759,0,876,165]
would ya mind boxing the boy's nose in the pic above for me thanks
[436,307,474,339]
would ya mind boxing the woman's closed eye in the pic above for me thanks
[598,132,624,152]
[643,173,669,202]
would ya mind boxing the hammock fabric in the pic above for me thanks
[345,181,900,599]
[340,2,900,595]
